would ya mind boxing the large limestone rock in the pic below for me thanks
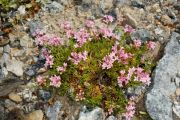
[146,32,180,120]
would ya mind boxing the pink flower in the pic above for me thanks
[124,25,135,33]
[123,100,136,120]
[66,29,74,38]
[134,67,151,85]
[133,39,142,48]
[117,47,132,64]
[103,15,114,24]
[99,27,113,38]
[35,34,49,45]
[36,75,46,85]
[117,70,129,87]
[68,51,88,65]
[48,35,63,46]
[33,29,44,37]
[85,20,95,28]
[57,63,67,74]
[108,107,113,115]
[61,21,71,30]
[45,55,54,68]
[43,50,54,68]
[127,67,136,80]
[147,41,156,50]
[74,29,90,47]
[50,75,61,87]
[102,52,117,69]
[75,89,85,101]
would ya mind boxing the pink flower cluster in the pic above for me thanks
[34,30,63,46]
[124,25,135,33]
[85,20,95,28]
[147,41,156,50]
[134,67,151,85]
[99,27,113,38]
[123,99,136,120]
[103,15,114,24]
[102,45,132,69]
[116,47,133,64]
[118,67,151,87]
[60,21,72,30]
[36,75,46,85]
[57,63,67,74]
[75,89,85,101]
[42,49,54,68]
[50,75,61,87]
[102,52,117,69]
[133,39,142,48]
[68,51,87,65]
[74,29,90,47]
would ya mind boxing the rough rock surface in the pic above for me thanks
[78,107,105,120]
[146,32,180,120]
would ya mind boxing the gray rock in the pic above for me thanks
[0,104,5,120]
[39,90,51,101]
[5,99,17,111]
[29,20,43,36]
[20,35,34,48]
[78,107,105,120]
[3,45,10,53]
[126,86,146,98]
[45,1,64,13]
[124,13,138,28]
[131,29,151,41]
[131,0,145,8]
[174,3,180,10]
[6,59,24,76]
[146,32,180,120]
[106,115,117,120]
[114,0,130,7]
[46,101,62,120]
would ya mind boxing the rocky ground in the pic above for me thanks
[0,0,180,120]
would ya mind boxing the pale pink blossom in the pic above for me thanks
[75,89,85,101]
[57,63,67,74]
[123,100,136,120]
[68,51,88,65]
[36,75,46,85]
[102,52,117,69]
[124,25,135,33]
[48,36,63,46]
[35,34,49,45]
[108,107,113,115]
[74,29,90,47]
[134,67,151,85]
[45,55,54,68]
[117,47,132,64]
[117,74,128,87]
[66,29,74,38]
[147,41,156,50]
[103,15,114,24]
[50,75,61,87]
[85,20,95,28]
[61,21,71,30]
[99,27,113,38]
[43,50,54,68]
[133,39,142,48]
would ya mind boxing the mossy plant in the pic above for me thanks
[35,16,156,119]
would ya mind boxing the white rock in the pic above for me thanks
[18,5,26,15]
